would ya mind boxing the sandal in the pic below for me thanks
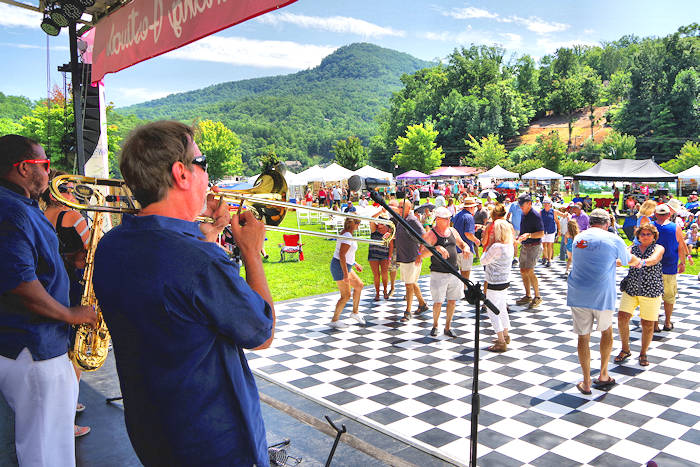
[415,304,428,315]
[576,382,592,395]
[400,311,412,322]
[639,354,649,367]
[592,377,616,390]
[662,323,674,331]
[493,336,511,345]
[383,291,390,299]
[486,342,507,353]
[614,350,631,363]
[373,294,380,301]
[76,402,86,413]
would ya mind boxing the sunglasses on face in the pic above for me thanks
[191,155,207,172]
[639,232,654,237]
[13,158,50,172]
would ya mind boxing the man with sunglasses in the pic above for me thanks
[92,121,275,467]
[0,134,97,466]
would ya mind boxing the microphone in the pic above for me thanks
[348,175,391,192]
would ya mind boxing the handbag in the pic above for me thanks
[619,275,630,293]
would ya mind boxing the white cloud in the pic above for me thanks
[512,16,569,34]
[421,27,522,51]
[536,38,599,54]
[257,12,405,38]
[112,87,175,102]
[0,4,41,28]
[0,42,69,51]
[584,29,595,35]
[444,6,499,20]
[164,36,337,70]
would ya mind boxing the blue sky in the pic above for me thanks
[0,0,696,107]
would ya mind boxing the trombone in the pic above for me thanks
[49,167,395,246]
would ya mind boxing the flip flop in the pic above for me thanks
[614,350,631,363]
[592,377,616,389]
[576,382,592,395]
[662,323,674,331]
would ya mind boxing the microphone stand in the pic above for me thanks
[368,190,498,467]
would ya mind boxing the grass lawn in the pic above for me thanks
[250,199,699,303]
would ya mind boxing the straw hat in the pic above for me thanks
[461,197,478,208]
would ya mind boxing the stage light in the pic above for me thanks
[40,15,60,36]
[49,5,70,28]
[59,0,85,21]
[77,0,96,7]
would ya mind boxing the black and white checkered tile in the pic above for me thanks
[246,261,700,466]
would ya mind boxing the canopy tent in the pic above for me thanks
[396,170,430,180]
[353,165,393,180]
[497,181,520,189]
[573,159,677,182]
[521,167,563,180]
[216,180,253,190]
[306,163,354,182]
[677,165,700,179]
[430,167,466,177]
[478,165,519,179]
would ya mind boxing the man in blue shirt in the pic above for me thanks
[567,209,636,395]
[92,121,275,467]
[452,198,479,281]
[685,191,699,213]
[0,135,96,466]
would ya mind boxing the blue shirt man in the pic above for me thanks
[452,206,476,254]
[91,121,275,467]
[507,201,523,234]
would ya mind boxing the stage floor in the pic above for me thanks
[246,260,700,466]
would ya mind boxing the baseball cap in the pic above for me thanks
[655,204,671,215]
[517,194,532,205]
[543,197,552,204]
[434,207,452,219]
[589,208,610,222]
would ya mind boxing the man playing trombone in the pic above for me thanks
[92,121,275,467]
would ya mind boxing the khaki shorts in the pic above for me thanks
[457,250,474,271]
[662,274,677,304]
[571,306,613,335]
[519,243,543,269]
[399,261,421,285]
[619,292,662,322]
[430,272,464,303]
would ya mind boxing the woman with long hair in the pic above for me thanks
[368,211,392,300]
[634,199,657,245]
[329,218,365,328]
[565,219,579,274]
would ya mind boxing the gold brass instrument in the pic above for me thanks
[50,168,395,246]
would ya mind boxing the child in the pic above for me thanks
[686,223,699,256]
[565,219,580,274]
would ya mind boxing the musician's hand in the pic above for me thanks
[355,263,363,273]
[69,305,97,327]
[230,210,265,259]
[199,189,231,242]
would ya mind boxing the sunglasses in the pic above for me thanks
[13,158,50,172]
[191,155,207,172]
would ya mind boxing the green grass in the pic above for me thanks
[251,197,698,302]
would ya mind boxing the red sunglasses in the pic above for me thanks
[13,159,50,172]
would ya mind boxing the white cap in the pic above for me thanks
[434,207,452,219]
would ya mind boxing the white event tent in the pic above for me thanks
[478,165,520,179]
[521,167,563,180]
[353,165,393,181]
[306,163,355,183]
[677,165,700,180]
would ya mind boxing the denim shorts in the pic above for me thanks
[330,257,354,281]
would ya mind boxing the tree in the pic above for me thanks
[392,123,444,173]
[333,136,367,170]
[195,120,243,182]
[580,67,602,139]
[600,131,637,159]
[0,118,24,137]
[661,141,700,173]
[549,74,584,147]
[463,134,507,169]
[559,159,594,177]
[603,70,631,104]
[533,131,567,172]
[512,158,542,175]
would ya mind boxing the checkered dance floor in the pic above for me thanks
[246,261,700,466]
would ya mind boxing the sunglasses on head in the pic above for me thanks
[13,158,50,172]
[191,155,207,172]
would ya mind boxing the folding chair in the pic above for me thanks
[278,234,304,262]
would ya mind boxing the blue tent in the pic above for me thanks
[217,181,253,190]
[497,181,519,189]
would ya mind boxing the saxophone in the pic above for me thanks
[69,194,111,371]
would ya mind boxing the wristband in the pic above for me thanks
[641,259,646,267]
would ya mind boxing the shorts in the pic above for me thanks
[330,257,354,281]
[399,261,421,285]
[619,292,662,321]
[571,306,613,335]
[542,233,555,243]
[389,248,398,272]
[519,243,543,269]
[662,274,677,303]
[430,272,464,303]
[457,250,474,271]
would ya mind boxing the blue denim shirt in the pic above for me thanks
[93,214,273,467]
[0,181,70,361]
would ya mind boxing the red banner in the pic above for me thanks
[92,0,298,82]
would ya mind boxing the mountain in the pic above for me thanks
[117,43,433,173]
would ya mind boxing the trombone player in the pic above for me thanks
[92,121,275,466]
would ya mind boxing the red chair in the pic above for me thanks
[278,234,304,262]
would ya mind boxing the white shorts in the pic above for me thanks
[542,233,556,243]
[571,306,613,335]
[399,262,422,285]
[457,251,474,271]
[430,271,464,303]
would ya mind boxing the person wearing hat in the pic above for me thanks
[567,208,637,394]
[685,191,699,213]
[0,135,97,466]
[540,198,558,267]
[515,194,545,309]
[415,207,471,338]
[652,203,689,332]
[571,202,589,232]
[452,197,480,281]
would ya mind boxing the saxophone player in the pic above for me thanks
[93,121,275,467]
[0,135,97,466]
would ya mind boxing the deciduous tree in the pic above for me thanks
[195,120,243,183]
[333,136,367,170]
[393,123,444,174]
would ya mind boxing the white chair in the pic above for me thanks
[298,210,310,225]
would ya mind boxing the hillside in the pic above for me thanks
[118,43,433,173]
[515,106,612,148]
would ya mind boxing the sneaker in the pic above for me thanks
[546,259,551,267]
[528,297,543,308]
[350,313,366,326]
[74,425,91,438]
[444,328,458,338]
[512,259,518,267]
[430,327,438,337]
[515,296,532,305]
[329,320,347,329]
